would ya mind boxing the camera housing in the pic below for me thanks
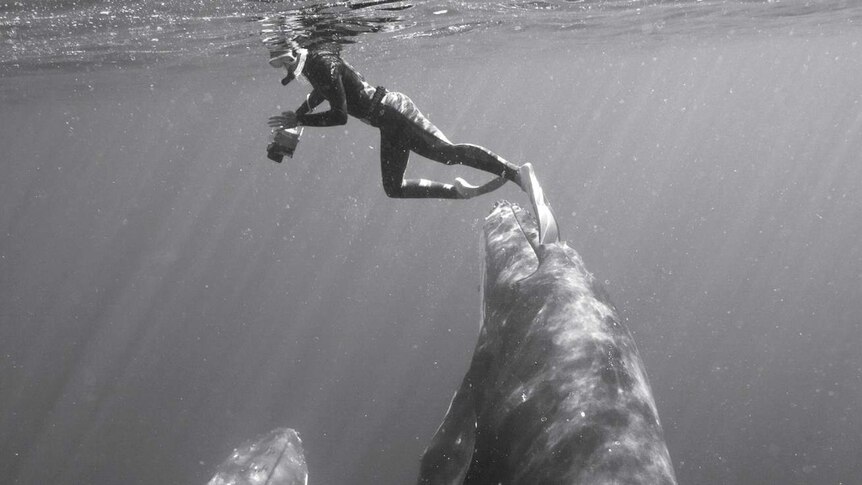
[267,127,302,163]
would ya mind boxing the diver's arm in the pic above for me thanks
[266,87,329,130]
[295,89,326,116]
[296,74,348,127]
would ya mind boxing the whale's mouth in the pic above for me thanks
[488,200,541,258]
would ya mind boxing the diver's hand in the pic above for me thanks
[267,111,298,129]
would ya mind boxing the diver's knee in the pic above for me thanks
[383,182,403,198]
[442,147,461,165]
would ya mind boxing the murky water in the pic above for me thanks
[2,1,861,484]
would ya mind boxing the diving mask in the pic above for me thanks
[269,48,307,86]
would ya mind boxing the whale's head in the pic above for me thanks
[482,200,575,289]
[479,200,590,350]
[480,200,603,353]
[483,201,540,282]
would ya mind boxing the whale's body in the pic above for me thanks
[418,202,677,484]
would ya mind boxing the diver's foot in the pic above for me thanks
[454,176,507,199]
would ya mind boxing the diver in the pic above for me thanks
[266,44,529,200]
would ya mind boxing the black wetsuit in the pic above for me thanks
[294,50,519,199]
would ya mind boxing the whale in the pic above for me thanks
[208,428,308,485]
[417,201,677,484]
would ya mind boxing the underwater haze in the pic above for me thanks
[2,0,862,483]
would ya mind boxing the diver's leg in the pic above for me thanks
[383,92,522,188]
[410,133,522,186]
[380,128,461,199]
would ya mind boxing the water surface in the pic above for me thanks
[2,1,861,484]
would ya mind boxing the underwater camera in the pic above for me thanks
[266,127,303,163]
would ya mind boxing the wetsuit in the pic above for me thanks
[293,50,520,199]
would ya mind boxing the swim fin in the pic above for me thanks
[518,163,560,245]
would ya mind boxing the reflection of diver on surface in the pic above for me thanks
[266,43,523,200]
